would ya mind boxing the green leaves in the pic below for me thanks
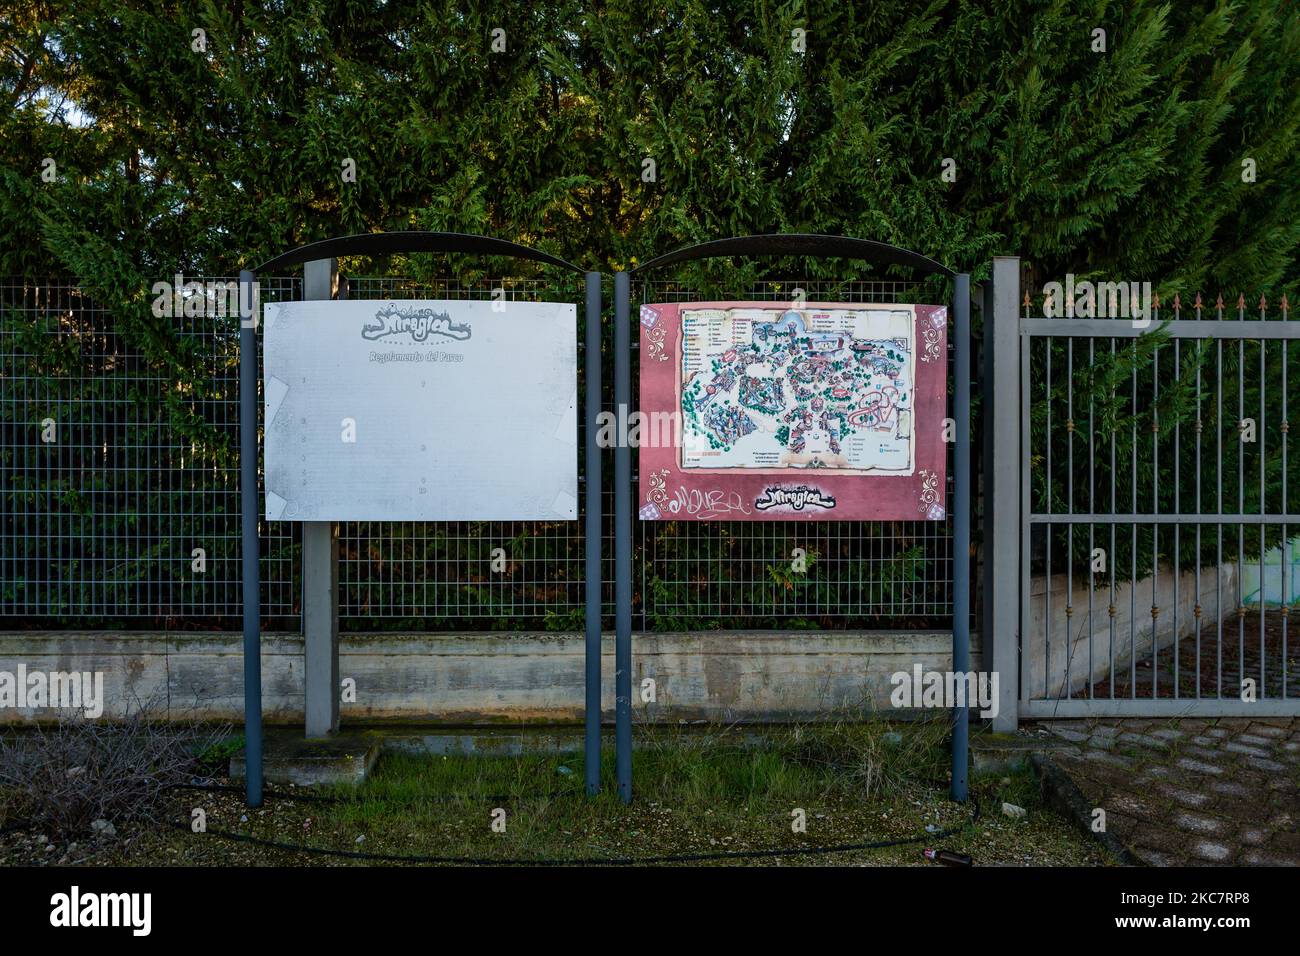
[3,1,1298,626]
[2,1,1294,285]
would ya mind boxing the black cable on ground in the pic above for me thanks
[4,782,982,866]
[163,781,587,805]
[163,785,981,866]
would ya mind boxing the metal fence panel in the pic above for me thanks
[0,277,301,628]
[3,272,969,635]
[1020,294,1299,716]
[335,275,609,630]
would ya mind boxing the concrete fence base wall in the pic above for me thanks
[4,562,1239,724]
[0,630,982,725]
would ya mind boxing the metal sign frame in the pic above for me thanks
[239,232,598,807]
[619,235,971,804]
[238,230,973,810]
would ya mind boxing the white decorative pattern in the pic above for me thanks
[919,307,945,363]
[645,468,670,507]
[918,468,944,519]
[644,323,670,362]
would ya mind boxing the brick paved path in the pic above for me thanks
[1037,718,1300,865]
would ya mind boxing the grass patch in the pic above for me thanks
[1,718,1113,867]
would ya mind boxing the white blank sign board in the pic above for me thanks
[263,299,577,521]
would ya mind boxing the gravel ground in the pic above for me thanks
[0,769,1112,868]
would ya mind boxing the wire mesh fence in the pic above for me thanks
[335,274,611,631]
[0,276,301,629]
[2,271,965,633]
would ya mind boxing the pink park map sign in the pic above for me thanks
[638,301,948,522]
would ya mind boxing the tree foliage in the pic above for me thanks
[1,0,1296,288]
[2,1,1298,628]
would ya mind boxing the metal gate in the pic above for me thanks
[1019,292,1300,717]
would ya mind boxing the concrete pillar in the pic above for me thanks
[302,258,340,737]
[984,257,1021,731]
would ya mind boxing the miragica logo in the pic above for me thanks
[362,304,472,343]
[754,485,837,512]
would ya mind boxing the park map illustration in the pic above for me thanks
[677,306,919,475]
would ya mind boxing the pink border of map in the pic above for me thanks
[638,300,949,521]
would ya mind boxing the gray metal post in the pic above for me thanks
[613,271,632,804]
[952,272,971,803]
[584,271,603,796]
[239,269,263,807]
[985,257,1021,731]
[303,258,340,738]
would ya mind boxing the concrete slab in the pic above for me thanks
[229,730,380,787]
[971,731,1080,773]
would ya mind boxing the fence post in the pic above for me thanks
[613,270,632,804]
[302,258,341,738]
[952,273,972,803]
[239,268,263,807]
[984,257,1021,731]
[584,270,603,796]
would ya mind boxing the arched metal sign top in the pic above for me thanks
[631,233,955,278]
[254,230,586,275]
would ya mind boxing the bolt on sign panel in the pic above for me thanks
[638,301,948,521]
[264,299,577,521]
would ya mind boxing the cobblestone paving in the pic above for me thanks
[1035,718,1300,865]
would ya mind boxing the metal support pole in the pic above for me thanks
[239,269,263,808]
[584,271,603,796]
[613,271,632,804]
[302,259,340,738]
[952,272,971,803]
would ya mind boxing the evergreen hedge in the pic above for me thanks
[2,2,1297,627]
